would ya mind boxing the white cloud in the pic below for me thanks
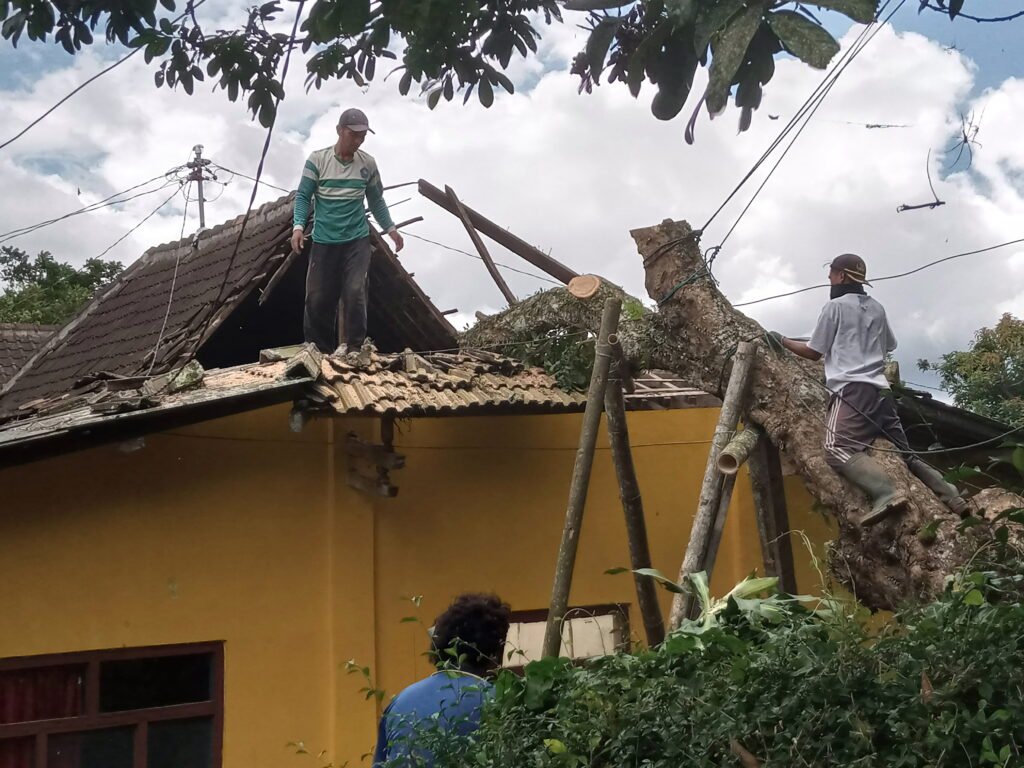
[1,19,1023,397]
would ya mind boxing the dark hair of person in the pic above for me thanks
[430,593,511,673]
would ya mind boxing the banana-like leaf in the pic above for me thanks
[806,0,877,24]
[586,16,623,84]
[768,10,840,70]
[703,0,767,114]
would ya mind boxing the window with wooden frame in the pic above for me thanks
[0,642,223,768]
[501,604,630,669]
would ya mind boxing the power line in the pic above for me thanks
[208,163,291,194]
[166,0,306,383]
[732,235,1024,308]
[403,232,563,286]
[148,182,192,375]
[0,172,183,245]
[706,0,907,250]
[0,0,208,153]
[93,185,183,262]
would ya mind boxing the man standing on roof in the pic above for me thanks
[291,108,404,356]
[770,254,967,525]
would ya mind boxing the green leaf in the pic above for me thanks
[478,76,494,107]
[427,87,442,109]
[1011,445,1024,477]
[339,0,371,35]
[703,1,766,114]
[806,0,877,24]
[544,739,567,754]
[948,0,964,19]
[585,17,622,85]
[666,0,696,26]
[563,0,631,9]
[963,589,984,606]
[767,10,840,69]
[626,20,670,97]
[693,0,746,55]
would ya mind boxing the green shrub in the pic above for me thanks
[416,570,1024,767]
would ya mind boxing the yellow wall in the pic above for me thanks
[0,403,823,768]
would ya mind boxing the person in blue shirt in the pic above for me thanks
[373,593,511,767]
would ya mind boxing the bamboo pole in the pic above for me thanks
[445,185,518,306]
[669,341,757,628]
[717,425,764,475]
[542,297,621,658]
[604,359,665,647]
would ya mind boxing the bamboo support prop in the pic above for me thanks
[445,185,518,306]
[717,425,764,475]
[542,297,622,659]
[604,354,666,647]
[669,341,757,628]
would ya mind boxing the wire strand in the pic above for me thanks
[732,236,1024,308]
[0,0,208,153]
[147,182,192,375]
[403,232,563,286]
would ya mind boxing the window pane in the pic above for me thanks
[148,718,212,768]
[0,736,35,768]
[99,655,211,712]
[0,666,85,724]
[47,727,132,768]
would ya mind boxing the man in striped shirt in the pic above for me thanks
[291,108,404,355]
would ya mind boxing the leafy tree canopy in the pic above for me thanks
[0,246,123,325]
[0,0,995,138]
[920,313,1024,428]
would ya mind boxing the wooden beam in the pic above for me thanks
[604,367,665,648]
[419,179,579,284]
[669,341,756,628]
[445,185,518,306]
[701,472,738,610]
[748,439,798,594]
[542,298,621,658]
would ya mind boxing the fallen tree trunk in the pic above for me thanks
[464,219,1008,611]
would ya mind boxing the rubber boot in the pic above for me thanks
[907,458,969,517]
[836,453,908,526]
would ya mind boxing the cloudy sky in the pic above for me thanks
[1,2,1022,395]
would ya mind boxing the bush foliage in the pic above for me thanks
[401,569,1024,768]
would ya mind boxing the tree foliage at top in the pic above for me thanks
[920,313,1024,428]
[0,246,123,325]
[0,0,997,139]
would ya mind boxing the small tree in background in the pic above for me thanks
[0,246,123,326]
[920,313,1024,427]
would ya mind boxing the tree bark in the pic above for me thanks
[464,219,1008,612]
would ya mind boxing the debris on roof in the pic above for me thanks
[0,323,57,383]
[0,194,457,415]
[0,343,586,466]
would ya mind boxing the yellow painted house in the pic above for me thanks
[0,195,834,768]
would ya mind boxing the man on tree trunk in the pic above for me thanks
[770,254,968,525]
[291,108,404,356]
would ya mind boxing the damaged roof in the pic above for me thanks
[0,324,56,383]
[0,194,457,417]
[0,344,587,466]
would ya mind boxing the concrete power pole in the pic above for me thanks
[186,144,213,230]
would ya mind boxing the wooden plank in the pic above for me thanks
[445,185,518,306]
[701,473,738,605]
[344,434,406,470]
[604,369,665,647]
[748,439,798,593]
[542,298,621,658]
[669,341,756,628]
[419,179,579,284]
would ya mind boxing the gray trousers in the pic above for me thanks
[303,237,372,352]
[824,382,910,468]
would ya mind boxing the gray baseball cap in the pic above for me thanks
[338,107,374,134]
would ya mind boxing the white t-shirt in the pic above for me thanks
[807,293,896,393]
